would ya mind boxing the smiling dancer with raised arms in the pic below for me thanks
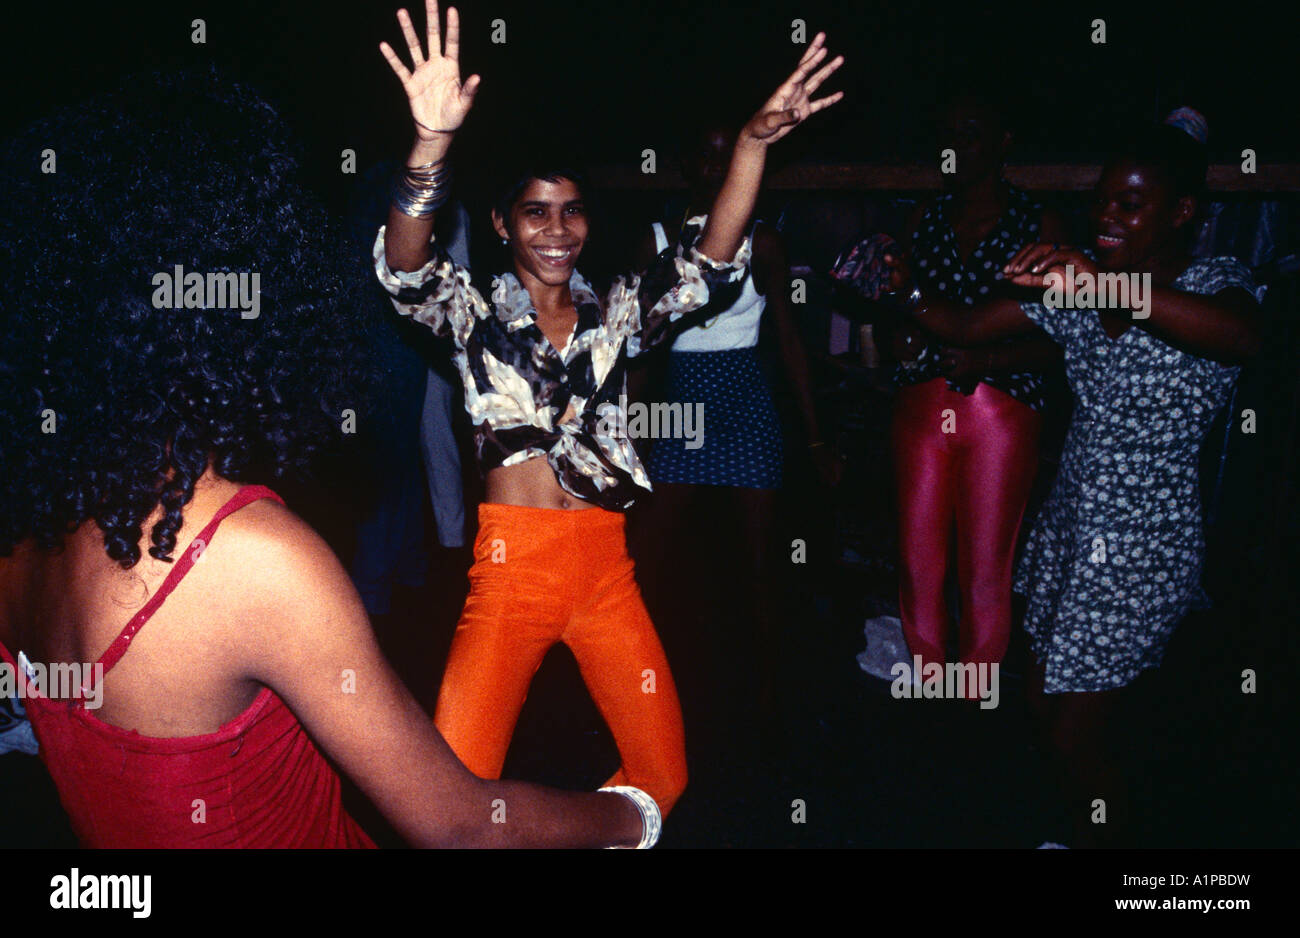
[374,1,843,818]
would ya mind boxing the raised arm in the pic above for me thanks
[696,33,844,263]
[621,34,842,356]
[378,1,480,273]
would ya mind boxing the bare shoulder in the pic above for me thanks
[208,497,335,581]
[191,496,370,670]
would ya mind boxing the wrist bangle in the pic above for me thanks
[393,161,453,218]
[599,785,662,849]
[413,118,456,137]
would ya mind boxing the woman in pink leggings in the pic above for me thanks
[890,91,1066,674]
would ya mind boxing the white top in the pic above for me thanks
[653,222,766,351]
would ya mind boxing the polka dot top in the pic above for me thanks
[899,185,1047,411]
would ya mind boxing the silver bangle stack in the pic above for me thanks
[393,160,452,218]
[599,785,662,849]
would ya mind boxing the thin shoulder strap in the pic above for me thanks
[94,485,286,678]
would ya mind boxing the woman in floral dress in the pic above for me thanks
[883,122,1260,845]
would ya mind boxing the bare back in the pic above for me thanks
[0,475,275,737]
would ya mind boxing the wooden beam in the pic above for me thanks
[590,163,1300,193]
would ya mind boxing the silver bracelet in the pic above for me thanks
[393,170,451,216]
[599,785,662,849]
[393,162,453,218]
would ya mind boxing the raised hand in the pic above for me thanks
[379,1,481,141]
[742,33,845,146]
[695,32,845,261]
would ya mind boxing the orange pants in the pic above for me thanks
[433,503,688,816]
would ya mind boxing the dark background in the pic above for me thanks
[2,0,1296,851]
[3,0,1296,206]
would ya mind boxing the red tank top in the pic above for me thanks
[0,485,376,848]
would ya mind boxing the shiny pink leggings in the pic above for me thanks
[892,378,1042,669]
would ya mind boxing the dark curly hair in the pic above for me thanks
[0,68,380,568]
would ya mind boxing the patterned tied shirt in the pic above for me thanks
[372,217,750,510]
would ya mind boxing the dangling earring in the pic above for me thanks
[501,237,509,245]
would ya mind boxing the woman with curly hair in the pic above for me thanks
[0,67,659,848]
[373,2,842,817]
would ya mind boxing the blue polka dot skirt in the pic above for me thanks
[647,348,784,489]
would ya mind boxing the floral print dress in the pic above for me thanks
[1013,256,1255,692]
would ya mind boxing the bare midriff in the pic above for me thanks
[485,455,595,511]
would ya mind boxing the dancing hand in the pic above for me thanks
[1002,243,1097,292]
[741,32,844,147]
[380,1,481,141]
